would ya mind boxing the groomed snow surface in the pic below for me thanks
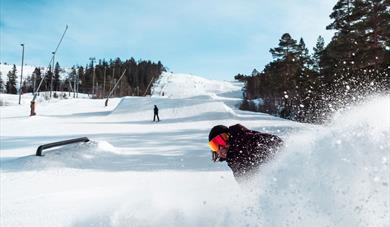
[1,72,389,227]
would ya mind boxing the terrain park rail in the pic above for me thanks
[36,137,90,156]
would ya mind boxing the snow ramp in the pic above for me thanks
[108,72,250,122]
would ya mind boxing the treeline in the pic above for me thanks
[237,0,390,123]
[1,58,165,98]
[69,58,165,98]
[0,63,73,95]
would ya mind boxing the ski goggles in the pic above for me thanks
[208,133,229,152]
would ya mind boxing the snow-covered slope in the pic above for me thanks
[0,73,389,227]
[0,63,70,86]
[151,72,242,99]
[0,63,38,83]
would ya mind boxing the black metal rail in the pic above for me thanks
[36,137,90,156]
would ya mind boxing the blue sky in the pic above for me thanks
[1,0,336,80]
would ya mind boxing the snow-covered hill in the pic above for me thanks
[151,72,242,99]
[0,63,38,82]
[0,73,389,227]
[0,63,70,86]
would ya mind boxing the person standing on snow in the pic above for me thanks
[208,124,283,182]
[153,105,160,122]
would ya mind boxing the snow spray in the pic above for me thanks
[241,95,390,227]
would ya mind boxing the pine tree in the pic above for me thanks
[297,38,312,67]
[6,65,17,94]
[23,76,33,93]
[251,69,260,76]
[241,34,320,122]
[349,0,390,69]
[312,36,325,73]
[320,0,358,97]
[325,0,357,65]
[32,67,42,93]
[77,66,85,93]
[268,33,301,95]
[69,67,77,91]
[327,0,354,32]
[322,0,389,94]
[43,65,52,92]
[0,72,4,93]
[53,62,61,92]
[269,33,300,61]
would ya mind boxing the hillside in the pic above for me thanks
[0,63,70,85]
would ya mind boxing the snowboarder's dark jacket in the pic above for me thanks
[226,124,283,181]
[154,106,159,114]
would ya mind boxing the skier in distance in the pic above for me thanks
[153,105,160,122]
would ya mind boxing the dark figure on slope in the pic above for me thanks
[208,124,283,183]
[153,105,160,122]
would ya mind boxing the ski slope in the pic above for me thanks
[1,72,389,227]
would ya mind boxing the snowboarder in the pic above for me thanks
[208,124,283,182]
[153,105,160,122]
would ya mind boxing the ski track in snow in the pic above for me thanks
[1,72,389,227]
